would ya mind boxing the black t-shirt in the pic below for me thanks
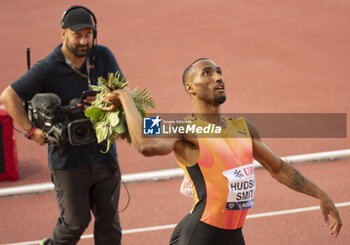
[11,44,124,169]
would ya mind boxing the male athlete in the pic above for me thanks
[103,58,342,244]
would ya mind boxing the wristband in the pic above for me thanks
[25,127,36,139]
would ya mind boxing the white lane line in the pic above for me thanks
[2,149,350,198]
[2,201,349,245]
[246,201,350,219]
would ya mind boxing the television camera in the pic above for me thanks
[27,92,97,146]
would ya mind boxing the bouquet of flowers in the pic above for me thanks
[85,71,156,152]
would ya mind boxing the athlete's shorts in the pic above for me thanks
[169,201,245,245]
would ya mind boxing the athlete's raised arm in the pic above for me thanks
[104,88,179,156]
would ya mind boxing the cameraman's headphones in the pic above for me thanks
[61,5,97,40]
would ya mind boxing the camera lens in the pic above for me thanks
[68,119,96,146]
[73,124,90,140]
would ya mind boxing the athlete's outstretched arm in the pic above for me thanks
[104,89,178,156]
[247,120,342,237]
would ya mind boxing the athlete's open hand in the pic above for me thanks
[320,195,342,237]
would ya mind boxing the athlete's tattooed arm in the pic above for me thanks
[288,167,308,192]
[272,161,321,199]
[247,120,342,237]
[253,141,342,237]
[270,160,342,237]
[252,139,324,199]
[273,160,319,198]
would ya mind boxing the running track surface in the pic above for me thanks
[0,0,349,244]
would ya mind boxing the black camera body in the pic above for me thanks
[27,93,96,146]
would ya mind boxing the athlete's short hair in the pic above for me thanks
[182,58,209,88]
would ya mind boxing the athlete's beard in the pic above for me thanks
[214,95,226,104]
[66,42,92,58]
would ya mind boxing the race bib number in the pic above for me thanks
[222,163,255,210]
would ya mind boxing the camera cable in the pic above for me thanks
[119,178,131,212]
[8,117,27,136]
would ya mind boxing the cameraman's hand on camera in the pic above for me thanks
[31,128,46,145]
[83,96,96,105]
[82,96,96,110]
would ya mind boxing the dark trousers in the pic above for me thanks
[48,162,122,245]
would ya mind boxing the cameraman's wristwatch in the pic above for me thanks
[25,127,36,139]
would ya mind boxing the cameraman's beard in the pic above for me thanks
[214,95,226,105]
[66,43,92,58]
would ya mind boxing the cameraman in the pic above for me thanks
[0,6,124,245]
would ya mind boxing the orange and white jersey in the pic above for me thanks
[177,117,255,230]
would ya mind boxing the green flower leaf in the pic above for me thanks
[114,114,127,135]
[95,123,108,143]
[86,71,156,153]
[109,111,120,127]
[85,106,106,122]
